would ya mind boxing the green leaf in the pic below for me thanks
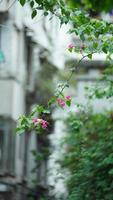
[30,107,37,117]
[80,33,85,41]
[87,54,92,59]
[44,11,49,16]
[43,109,51,114]
[30,1,34,8]
[48,97,56,106]
[32,10,37,19]
[93,42,98,49]
[36,105,44,113]
[16,127,25,134]
[68,48,73,52]
[66,100,71,107]
[102,47,107,54]
[20,0,26,6]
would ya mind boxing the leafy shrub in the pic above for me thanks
[61,110,113,200]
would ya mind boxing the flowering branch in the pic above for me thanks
[16,49,97,135]
[57,50,97,97]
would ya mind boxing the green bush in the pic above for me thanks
[61,110,113,200]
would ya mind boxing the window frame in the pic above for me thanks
[0,117,15,176]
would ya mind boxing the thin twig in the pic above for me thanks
[58,51,97,96]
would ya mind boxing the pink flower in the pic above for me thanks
[32,118,39,125]
[65,95,72,100]
[67,44,75,49]
[41,120,48,129]
[57,98,65,107]
[32,118,48,129]
[32,118,42,125]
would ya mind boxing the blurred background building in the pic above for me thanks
[0,1,46,200]
[0,0,71,199]
[0,1,113,200]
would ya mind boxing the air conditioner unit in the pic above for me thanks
[0,0,9,12]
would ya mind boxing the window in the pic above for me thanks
[0,118,15,175]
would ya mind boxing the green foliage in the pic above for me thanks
[18,0,113,144]
[19,0,113,12]
[18,0,113,59]
[67,0,113,12]
[16,105,50,134]
[61,110,113,200]
[18,0,113,100]
[82,0,113,12]
[86,65,113,99]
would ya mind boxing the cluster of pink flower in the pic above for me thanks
[32,96,72,129]
[67,43,86,52]
[57,95,72,108]
[32,118,48,129]
[67,44,75,50]
[57,98,65,107]
[66,95,72,100]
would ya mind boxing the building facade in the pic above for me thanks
[0,0,72,199]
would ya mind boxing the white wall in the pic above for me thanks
[0,79,25,119]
